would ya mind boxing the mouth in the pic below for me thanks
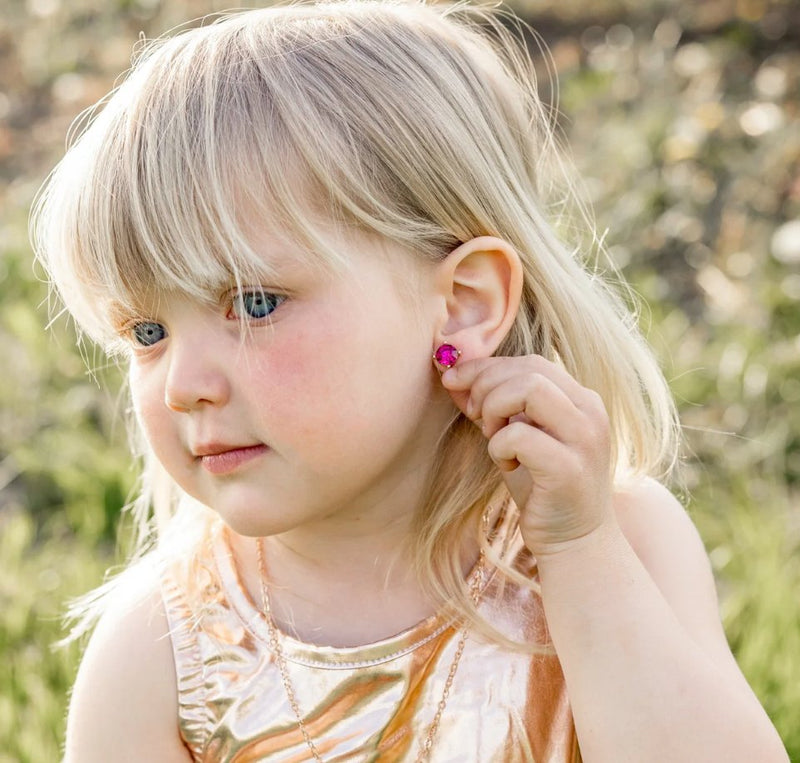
[194,443,269,475]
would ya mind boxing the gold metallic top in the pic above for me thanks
[161,522,580,762]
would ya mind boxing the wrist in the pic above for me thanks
[531,517,628,573]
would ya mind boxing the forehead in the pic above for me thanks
[250,224,434,312]
[109,219,428,317]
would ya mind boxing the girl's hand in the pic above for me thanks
[441,355,616,558]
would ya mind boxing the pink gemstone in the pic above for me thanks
[435,344,460,368]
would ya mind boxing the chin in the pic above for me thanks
[212,503,303,539]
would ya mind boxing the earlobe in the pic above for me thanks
[433,236,523,361]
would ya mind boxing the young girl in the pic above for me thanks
[33,1,788,761]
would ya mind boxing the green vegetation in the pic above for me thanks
[1,0,797,760]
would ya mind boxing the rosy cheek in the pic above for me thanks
[253,327,351,435]
[264,304,351,386]
[269,330,319,382]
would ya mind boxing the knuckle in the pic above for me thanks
[498,421,530,453]
[470,375,491,403]
[486,435,505,463]
[583,388,606,414]
[580,390,610,427]
[524,356,547,377]
[504,420,530,446]
[526,370,543,388]
[521,374,543,409]
[488,420,521,452]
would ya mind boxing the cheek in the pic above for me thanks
[250,324,353,437]
[251,309,434,459]
[128,366,154,425]
[128,366,173,450]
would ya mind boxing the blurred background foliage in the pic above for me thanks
[0,0,798,760]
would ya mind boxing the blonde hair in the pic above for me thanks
[32,0,679,647]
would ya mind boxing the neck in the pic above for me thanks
[227,530,423,646]
[226,509,479,647]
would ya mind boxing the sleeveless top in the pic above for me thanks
[160,521,580,762]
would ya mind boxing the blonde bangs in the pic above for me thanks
[31,14,359,348]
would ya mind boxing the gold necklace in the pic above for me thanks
[256,539,485,762]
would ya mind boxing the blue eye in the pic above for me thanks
[131,321,167,347]
[230,290,284,320]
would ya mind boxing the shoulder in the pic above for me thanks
[64,559,193,763]
[612,476,703,570]
[611,477,737,670]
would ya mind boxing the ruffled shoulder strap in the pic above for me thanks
[160,560,211,760]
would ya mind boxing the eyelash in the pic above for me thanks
[122,289,286,349]
[227,289,286,321]
[128,321,166,348]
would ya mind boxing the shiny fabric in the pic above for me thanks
[161,522,580,762]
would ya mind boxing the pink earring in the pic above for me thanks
[433,343,460,368]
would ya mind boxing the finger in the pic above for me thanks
[440,357,504,420]
[479,373,582,442]
[487,420,572,477]
[440,356,504,391]
[444,355,589,412]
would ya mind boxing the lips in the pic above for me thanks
[193,442,269,475]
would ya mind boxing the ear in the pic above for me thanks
[433,236,523,360]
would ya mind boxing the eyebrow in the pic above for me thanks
[106,300,138,327]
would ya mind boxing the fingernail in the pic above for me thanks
[441,367,456,383]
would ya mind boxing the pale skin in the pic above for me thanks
[63,234,789,762]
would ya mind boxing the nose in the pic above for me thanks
[163,335,232,413]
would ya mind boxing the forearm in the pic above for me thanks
[537,521,788,763]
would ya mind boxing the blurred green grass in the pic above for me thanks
[1,0,798,760]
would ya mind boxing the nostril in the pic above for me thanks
[165,395,191,413]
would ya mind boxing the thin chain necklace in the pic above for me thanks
[256,539,485,762]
